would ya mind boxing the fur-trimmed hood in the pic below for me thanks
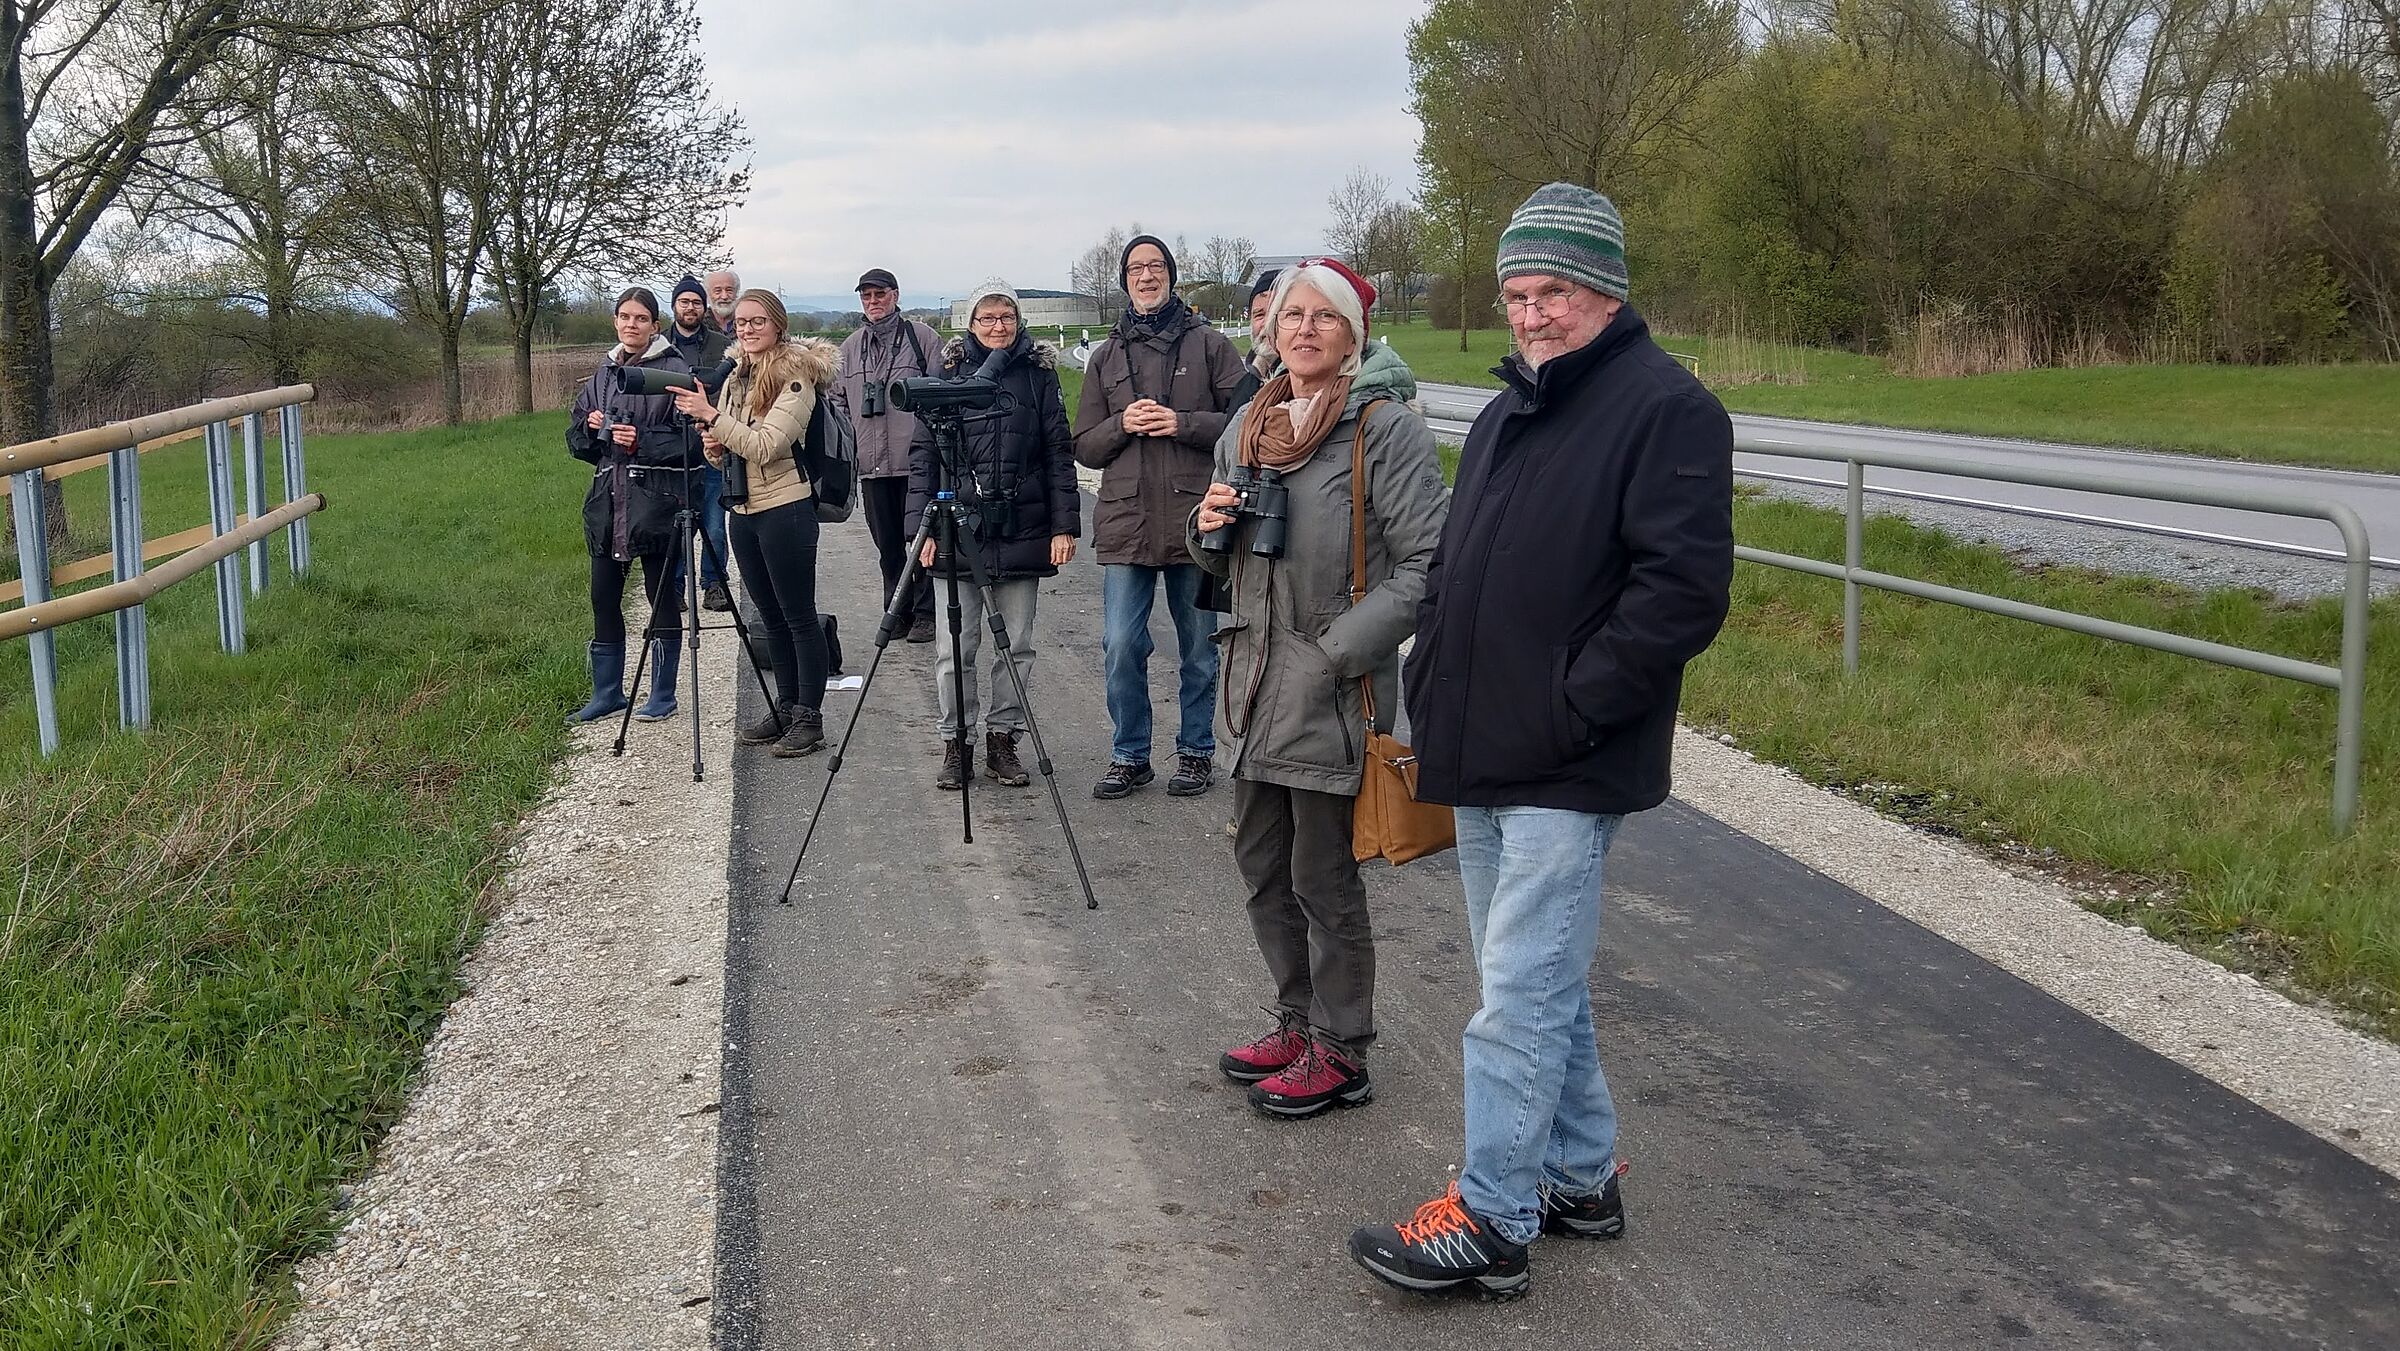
[940,334,1059,371]
[784,334,843,387]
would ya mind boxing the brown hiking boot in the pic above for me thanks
[936,739,971,790]
[984,732,1029,786]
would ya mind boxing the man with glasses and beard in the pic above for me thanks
[1072,235,1245,801]
[831,269,946,643]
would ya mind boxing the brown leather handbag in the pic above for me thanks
[1344,401,1455,865]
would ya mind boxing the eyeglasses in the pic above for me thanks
[1276,308,1347,332]
[971,314,1018,328]
[1496,284,1583,318]
[1124,261,1171,277]
[732,316,775,330]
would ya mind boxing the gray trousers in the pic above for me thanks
[1234,777,1375,1055]
[934,575,1039,739]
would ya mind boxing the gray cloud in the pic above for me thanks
[697,0,1429,303]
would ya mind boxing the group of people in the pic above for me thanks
[562,183,1735,1302]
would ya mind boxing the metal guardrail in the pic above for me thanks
[5,385,321,755]
[1733,437,2371,834]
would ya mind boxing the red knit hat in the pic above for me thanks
[1295,256,1378,315]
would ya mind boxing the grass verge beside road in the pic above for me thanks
[0,415,589,1347]
[1377,319,2400,474]
[1685,495,2400,1036]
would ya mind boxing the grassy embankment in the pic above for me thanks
[1377,319,2400,474]
[0,416,591,1347]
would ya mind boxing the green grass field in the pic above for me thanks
[0,415,590,1347]
[1684,499,2399,1034]
[1375,319,2400,474]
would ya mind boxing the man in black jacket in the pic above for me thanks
[667,274,735,611]
[1350,183,1735,1301]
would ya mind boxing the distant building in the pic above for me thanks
[948,288,1105,330]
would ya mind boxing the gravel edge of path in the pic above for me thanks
[273,641,737,1351]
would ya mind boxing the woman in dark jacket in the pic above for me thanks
[904,278,1080,790]
[566,286,699,724]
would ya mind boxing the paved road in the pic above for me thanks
[712,523,2400,1350]
[1417,381,2398,568]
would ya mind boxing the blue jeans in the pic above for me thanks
[1101,563,1217,764]
[1455,804,1625,1247]
[695,465,728,589]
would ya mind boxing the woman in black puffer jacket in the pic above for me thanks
[566,286,699,724]
[903,278,1080,790]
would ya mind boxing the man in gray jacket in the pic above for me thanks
[831,268,946,643]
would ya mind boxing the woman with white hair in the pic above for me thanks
[1188,258,1450,1119]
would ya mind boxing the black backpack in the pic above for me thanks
[801,384,857,523]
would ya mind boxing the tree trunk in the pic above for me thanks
[513,319,534,416]
[439,325,465,426]
[0,42,69,549]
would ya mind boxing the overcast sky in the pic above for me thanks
[696,0,1429,306]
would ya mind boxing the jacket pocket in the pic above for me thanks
[1550,645,1589,759]
[581,469,611,554]
[623,470,683,554]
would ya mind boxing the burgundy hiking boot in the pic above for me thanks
[984,732,1029,787]
[1218,1011,1309,1083]
[1248,1037,1371,1118]
[1348,1182,1530,1301]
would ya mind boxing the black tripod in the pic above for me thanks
[780,410,1097,908]
[610,412,783,781]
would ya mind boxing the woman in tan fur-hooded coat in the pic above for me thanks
[672,289,843,757]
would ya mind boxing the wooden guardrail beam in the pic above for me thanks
[0,385,315,477]
[1,494,325,639]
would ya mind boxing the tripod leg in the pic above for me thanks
[686,513,704,782]
[779,509,938,904]
[612,558,655,758]
[941,505,973,844]
[694,508,785,735]
[953,535,1101,911]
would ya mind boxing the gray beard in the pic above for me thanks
[710,301,735,320]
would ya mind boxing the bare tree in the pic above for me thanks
[1326,167,1393,266]
[333,0,513,425]
[1069,222,1138,320]
[0,0,369,541]
[144,39,352,386]
[1365,202,1427,319]
[482,0,748,413]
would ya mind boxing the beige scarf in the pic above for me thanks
[1238,370,1353,471]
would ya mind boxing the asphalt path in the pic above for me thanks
[1417,381,2399,569]
[713,515,2400,1350]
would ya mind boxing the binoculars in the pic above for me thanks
[1199,464,1289,558]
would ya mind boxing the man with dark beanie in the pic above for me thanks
[1229,266,1281,409]
[1347,183,1734,1301]
[668,274,734,611]
[1072,234,1245,799]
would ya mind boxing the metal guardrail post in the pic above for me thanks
[280,403,312,575]
[108,446,150,729]
[242,412,269,594]
[11,469,60,755]
[204,421,246,654]
[2333,507,2370,835]
[1844,460,1863,676]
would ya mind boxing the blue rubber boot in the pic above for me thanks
[633,635,681,722]
[567,642,628,724]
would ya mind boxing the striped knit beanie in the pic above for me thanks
[1496,183,1629,302]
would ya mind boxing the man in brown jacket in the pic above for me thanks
[829,268,946,642]
[1072,235,1246,799]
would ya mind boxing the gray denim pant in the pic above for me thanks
[934,575,1039,739]
[1233,777,1375,1056]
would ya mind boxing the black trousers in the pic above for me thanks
[591,550,679,647]
[729,501,829,711]
[1234,777,1375,1055]
[863,474,931,623]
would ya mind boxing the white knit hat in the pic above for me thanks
[964,278,1020,321]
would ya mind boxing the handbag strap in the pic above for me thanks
[1349,399,1386,729]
